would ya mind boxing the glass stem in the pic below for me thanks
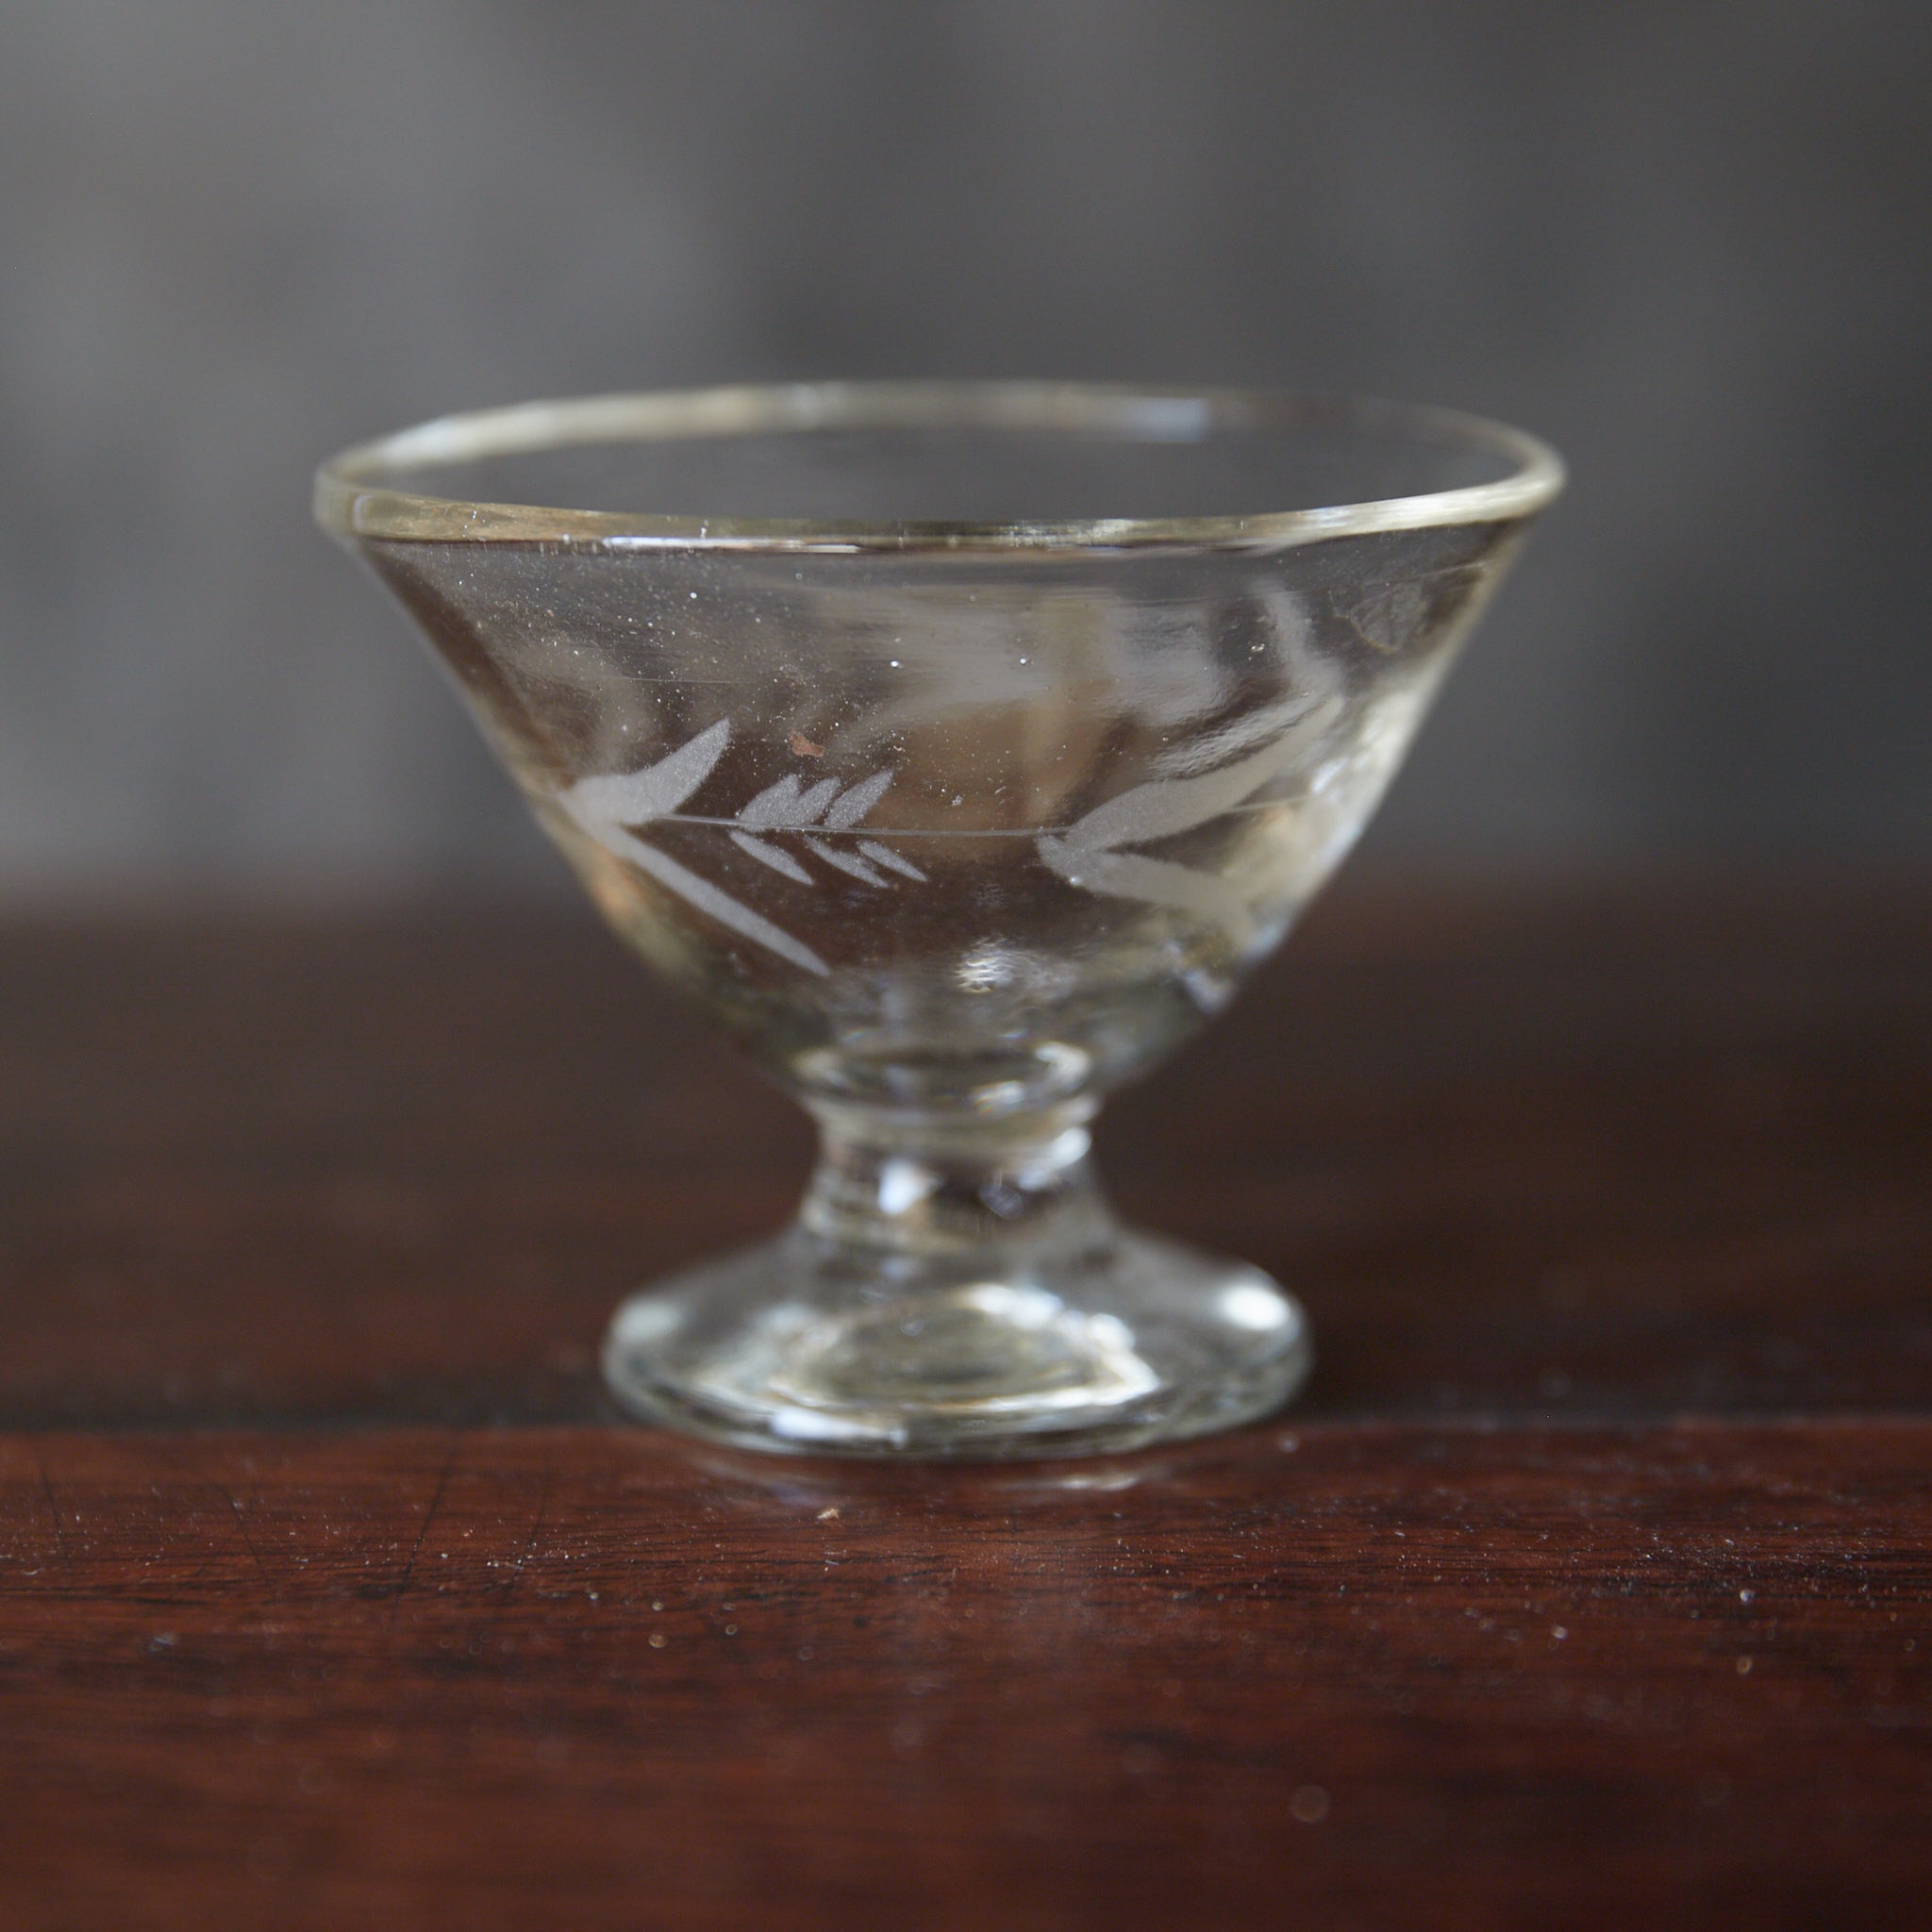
[798,1097,1113,1266]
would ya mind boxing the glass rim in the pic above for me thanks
[313,379,1566,554]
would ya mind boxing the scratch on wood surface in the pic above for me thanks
[497,1455,554,1613]
[220,1485,272,1589]
[391,1436,459,1614]
[31,1440,68,1560]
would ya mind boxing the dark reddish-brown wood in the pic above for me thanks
[2,1422,1929,1931]
[0,878,1928,1927]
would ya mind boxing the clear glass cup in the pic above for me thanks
[316,382,1561,1457]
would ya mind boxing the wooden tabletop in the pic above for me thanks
[2,879,1928,1928]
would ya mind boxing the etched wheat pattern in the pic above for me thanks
[1033,686,1341,946]
[559,684,1338,976]
[728,768,928,889]
[558,721,924,976]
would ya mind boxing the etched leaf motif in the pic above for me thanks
[824,768,894,829]
[1037,686,1341,943]
[737,773,841,831]
[730,763,922,888]
[554,722,926,977]
[1035,840,1257,948]
[730,831,815,884]
[575,816,831,976]
[804,836,888,886]
[562,718,730,828]
[858,839,927,881]
[1058,722,1315,855]
[1150,691,1321,780]
[558,720,828,974]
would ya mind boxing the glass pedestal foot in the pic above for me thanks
[603,1226,1310,1459]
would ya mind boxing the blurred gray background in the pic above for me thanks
[2,0,1927,898]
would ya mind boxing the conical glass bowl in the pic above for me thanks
[316,382,1561,1457]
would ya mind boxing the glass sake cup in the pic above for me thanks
[316,382,1561,1457]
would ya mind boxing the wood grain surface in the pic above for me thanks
[0,879,1928,1927]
